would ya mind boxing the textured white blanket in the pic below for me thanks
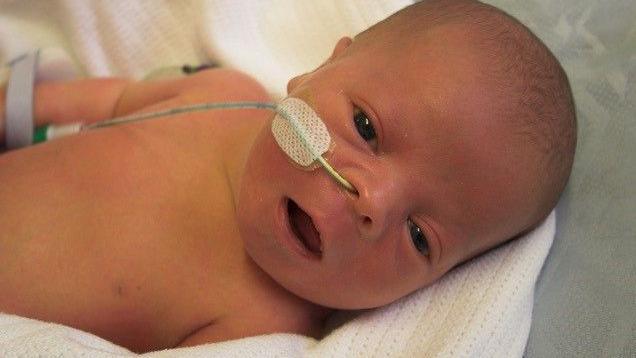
[0,1,555,357]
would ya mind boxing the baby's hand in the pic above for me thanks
[1,78,129,148]
[1,68,270,150]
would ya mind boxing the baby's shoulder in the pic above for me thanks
[177,68,271,104]
[177,301,322,347]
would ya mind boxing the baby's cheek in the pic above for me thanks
[361,254,422,304]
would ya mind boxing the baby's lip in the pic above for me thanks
[287,199,323,258]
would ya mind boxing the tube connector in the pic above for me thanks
[33,122,83,144]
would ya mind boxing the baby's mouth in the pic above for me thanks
[287,199,323,257]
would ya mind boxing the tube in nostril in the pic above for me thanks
[271,97,357,193]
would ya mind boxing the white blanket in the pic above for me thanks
[0,1,556,357]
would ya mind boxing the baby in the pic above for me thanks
[0,0,576,353]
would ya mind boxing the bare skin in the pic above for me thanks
[0,69,329,352]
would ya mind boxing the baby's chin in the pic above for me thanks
[316,293,411,311]
[278,278,414,311]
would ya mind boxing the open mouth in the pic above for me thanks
[287,199,323,258]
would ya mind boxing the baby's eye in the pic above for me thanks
[408,219,430,256]
[353,109,378,148]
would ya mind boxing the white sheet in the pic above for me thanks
[0,1,556,356]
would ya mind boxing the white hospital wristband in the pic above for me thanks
[5,50,39,150]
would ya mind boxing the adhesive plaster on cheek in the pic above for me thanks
[271,97,331,168]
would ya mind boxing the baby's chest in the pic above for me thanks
[1,121,237,253]
[0,126,251,349]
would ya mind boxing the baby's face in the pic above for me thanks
[238,30,536,309]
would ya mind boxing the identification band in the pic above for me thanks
[5,50,39,149]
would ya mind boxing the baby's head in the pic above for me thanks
[237,0,576,309]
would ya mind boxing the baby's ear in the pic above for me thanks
[287,37,352,94]
[286,73,306,95]
[329,36,353,61]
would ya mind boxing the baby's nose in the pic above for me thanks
[347,176,397,242]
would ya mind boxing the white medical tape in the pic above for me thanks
[271,97,331,168]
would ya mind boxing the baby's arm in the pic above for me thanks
[0,78,129,147]
[0,69,269,149]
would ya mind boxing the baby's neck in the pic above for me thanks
[242,252,335,337]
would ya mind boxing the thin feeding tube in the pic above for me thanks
[81,101,357,193]
[83,101,277,130]
[274,106,357,194]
